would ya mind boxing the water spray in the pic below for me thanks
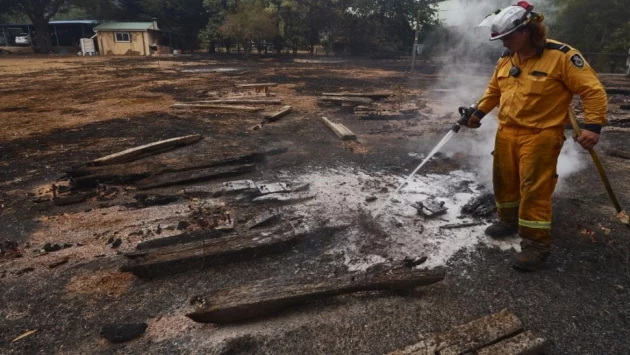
[372,103,480,219]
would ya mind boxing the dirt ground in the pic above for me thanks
[1,54,630,354]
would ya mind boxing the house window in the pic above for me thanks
[115,32,130,42]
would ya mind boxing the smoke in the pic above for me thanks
[424,0,586,192]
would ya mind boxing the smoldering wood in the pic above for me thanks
[68,151,272,189]
[137,163,256,190]
[186,266,445,324]
[122,228,304,278]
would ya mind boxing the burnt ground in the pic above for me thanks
[0,55,630,354]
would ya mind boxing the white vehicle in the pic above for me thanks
[15,33,31,45]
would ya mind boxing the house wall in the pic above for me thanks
[98,31,148,55]
[146,31,160,55]
[147,31,160,46]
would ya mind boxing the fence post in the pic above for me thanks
[411,9,421,72]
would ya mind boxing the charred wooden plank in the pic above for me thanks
[186,266,444,324]
[318,96,374,106]
[121,228,300,278]
[321,117,356,141]
[68,152,268,189]
[357,114,417,120]
[90,135,202,166]
[69,151,267,179]
[137,163,256,190]
[236,83,278,88]
[252,192,316,203]
[322,92,391,100]
[606,148,630,160]
[246,211,281,229]
[387,309,523,355]
[183,179,258,198]
[200,99,282,105]
[476,330,547,355]
[135,229,226,250]
[72,172,151,189]
[264,106,292,122]
[172,103,263,112]
[53,192,96,206]
[439,222,482,230]
[208,93,277,99]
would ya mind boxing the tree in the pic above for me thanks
[551,0,630,53]
[200,0,236,52]
[334,0,438,55]
[137,0,208,50]
[0,0,67,52]
[300,0,337,54]
[218,1,277,56]
[549,0,630,72]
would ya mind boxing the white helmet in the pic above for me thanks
[477,1,543,41]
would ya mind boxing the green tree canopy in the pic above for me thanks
[551,0,630,53]
[218,1,277,55]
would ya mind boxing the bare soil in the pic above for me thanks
[1,54,630,354]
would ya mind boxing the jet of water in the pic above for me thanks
[373,129,457,218]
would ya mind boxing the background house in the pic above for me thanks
[93,22,163,56]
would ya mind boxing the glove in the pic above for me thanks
[467,115,481,129]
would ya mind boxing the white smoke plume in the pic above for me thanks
[427,0,586,192]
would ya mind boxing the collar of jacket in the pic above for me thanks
[501,42,545,58]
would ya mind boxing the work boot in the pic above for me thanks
[512,247,550,272]
[484,221,518,239]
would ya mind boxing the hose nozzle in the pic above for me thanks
[451,104,478,132]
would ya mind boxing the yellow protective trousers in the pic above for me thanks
[493,125,565,249]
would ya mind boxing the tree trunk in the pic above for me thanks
[31,14,53,53]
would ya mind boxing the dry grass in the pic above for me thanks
[65,271,137,298]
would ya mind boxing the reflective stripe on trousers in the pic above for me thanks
[493,124,565,246]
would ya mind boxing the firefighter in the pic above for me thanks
[469,1,607,271]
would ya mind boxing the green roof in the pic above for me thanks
[94,22,157,31]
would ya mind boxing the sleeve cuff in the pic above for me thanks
[472,109,487,119]
[584,124,602,134]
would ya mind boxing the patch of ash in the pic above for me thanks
[292,168,519,271]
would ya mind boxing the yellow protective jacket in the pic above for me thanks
[475,39,607,133]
